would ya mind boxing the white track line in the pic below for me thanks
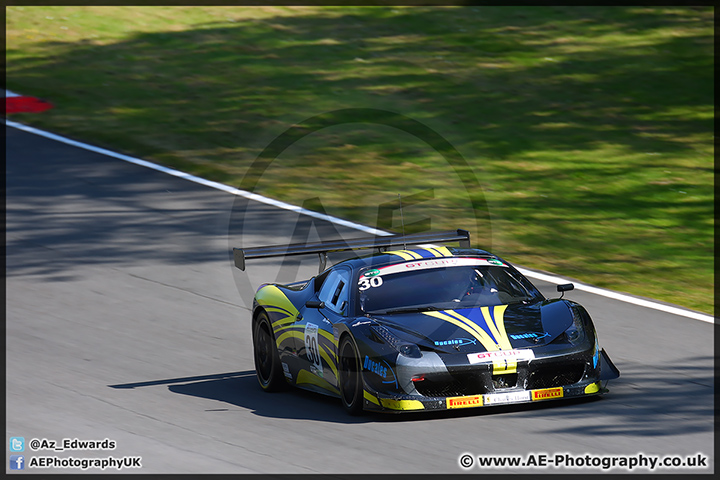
[6,118,714,324]
[5,119,386,236]
[513,267,713,323]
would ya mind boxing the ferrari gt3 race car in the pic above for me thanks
[234,229,619,414]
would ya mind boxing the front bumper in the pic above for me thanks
[362,379,605,413]
[361,342,607,413]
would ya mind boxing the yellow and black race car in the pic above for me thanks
[234,229,619,415]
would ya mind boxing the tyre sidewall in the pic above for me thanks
[253,310,285,392]
[339,335,364,415]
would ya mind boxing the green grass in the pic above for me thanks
[6,6,713,314]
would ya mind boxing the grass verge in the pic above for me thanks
[6,6,713,313]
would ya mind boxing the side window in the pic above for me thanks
[317,268,351,315]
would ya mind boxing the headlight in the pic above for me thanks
[398,343,422,358]
[565,308,586,344]
[371,325,422,358]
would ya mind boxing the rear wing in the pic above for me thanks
[233,229,471,272]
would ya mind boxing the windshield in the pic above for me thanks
[358,258,543,314]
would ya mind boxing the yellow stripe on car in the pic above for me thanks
[479,305,516,374]
[427,246,453,257]
[387,247,453,260]
[380,398,425,411]
[276,329,304,349]
[296,369,340,395]
[424,310,498,352]
[363,390,380,406]
[257,285,300,328]
[385,249,423,260]
[424,305,518,374]
[319,343,338,379]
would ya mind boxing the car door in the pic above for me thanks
[295,266,351,393]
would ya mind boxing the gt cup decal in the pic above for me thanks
[467,349,535,364]
[366,257,507,279]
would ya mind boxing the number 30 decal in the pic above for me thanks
[305,323,323,376]
[359,276,384,291]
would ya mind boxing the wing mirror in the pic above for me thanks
[305,300,325,309]
[556,283,574,299]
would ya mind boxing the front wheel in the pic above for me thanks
[338,335,364,415]
[252,310,286,392]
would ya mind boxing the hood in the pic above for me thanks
[370,300,574,354]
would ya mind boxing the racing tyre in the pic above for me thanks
[253,311,286,392]
[338,335,364,415]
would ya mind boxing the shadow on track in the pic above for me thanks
[108,354,714,432]
[110,370,369,424]
[109,369,601,424]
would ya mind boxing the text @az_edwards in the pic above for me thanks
[9,437,142,471]
[28,437,116,452]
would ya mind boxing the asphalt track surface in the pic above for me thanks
[5,124,714,474]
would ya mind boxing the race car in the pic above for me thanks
[234,229,619,415]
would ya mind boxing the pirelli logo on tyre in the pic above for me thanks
[531,387,564,401]
[447,395,483,409]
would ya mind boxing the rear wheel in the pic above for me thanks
[253,310,285,392]
[338,335,364,415]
